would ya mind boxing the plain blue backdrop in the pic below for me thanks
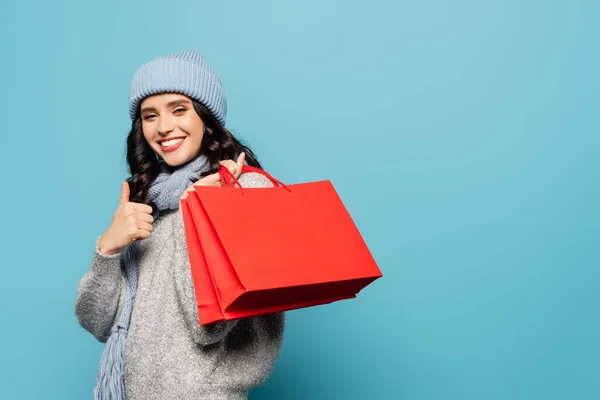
[0,1,598,399]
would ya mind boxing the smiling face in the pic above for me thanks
[140,93,205,167]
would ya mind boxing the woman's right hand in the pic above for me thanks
[98,181,154,255]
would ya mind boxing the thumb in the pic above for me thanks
[120,181,130,205]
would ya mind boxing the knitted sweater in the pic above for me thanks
[75,172,285,400]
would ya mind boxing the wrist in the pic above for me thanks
[98,235,121,256]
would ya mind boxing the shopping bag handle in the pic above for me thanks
[218,165,292,193]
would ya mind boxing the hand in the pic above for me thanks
[98,181,154,255]
[180,153,246,200]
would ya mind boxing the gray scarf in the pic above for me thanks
[93,155,212,400]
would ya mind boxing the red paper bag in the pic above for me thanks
[180,166,382,325]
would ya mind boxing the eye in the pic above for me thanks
[174,107,186,114]
[143,114,157,121]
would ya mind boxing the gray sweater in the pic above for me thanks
[75,173,285,400]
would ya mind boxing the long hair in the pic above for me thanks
[125,99,262,208]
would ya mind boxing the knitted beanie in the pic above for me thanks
[128,50,227,125]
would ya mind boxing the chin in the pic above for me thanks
[162,157,188,167]
[161,152,199,167]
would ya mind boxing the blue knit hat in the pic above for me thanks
[128,50,227,125]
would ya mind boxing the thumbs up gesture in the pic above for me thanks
[98,181,155,255]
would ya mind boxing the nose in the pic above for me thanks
[157,115,175,136]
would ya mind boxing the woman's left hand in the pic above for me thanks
[180,153,245,200]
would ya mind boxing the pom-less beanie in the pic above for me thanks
[128,50,227,125]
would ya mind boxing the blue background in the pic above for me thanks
[1,1,598,399]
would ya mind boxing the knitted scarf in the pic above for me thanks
[93,155,212,400]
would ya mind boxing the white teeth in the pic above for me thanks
[160,138,184,147]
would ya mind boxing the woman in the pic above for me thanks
[75,50,285,400]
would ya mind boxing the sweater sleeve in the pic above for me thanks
[176,171,280,346]
[74,239,126,343]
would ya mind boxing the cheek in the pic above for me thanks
[181,118,205,142]
[141,125,156,144]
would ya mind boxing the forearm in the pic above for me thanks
[74,239,126,342]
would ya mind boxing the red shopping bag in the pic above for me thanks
[180,166,382,325]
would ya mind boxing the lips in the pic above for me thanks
[158,137,186,153]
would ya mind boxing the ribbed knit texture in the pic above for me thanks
[128,50,227,125]
[147,155,211,215]
[93,245,137,400]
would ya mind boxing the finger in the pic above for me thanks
[226,160,237,173]
[225,160,240,178]
[231,159,243,179]
[227,160,242,179]
[136,229,151,240]
[237,152,246,170]
[218,160,233,176]
[132,203,154,214]
[136,212,154,224]
[194,172,221,186]
[219,159,235,171]
[120,181,130,205]
[137,221,153,232]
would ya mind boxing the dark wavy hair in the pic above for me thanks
[125,99,262,208]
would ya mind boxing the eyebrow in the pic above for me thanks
[141,99,191,114]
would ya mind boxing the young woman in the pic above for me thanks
[75,50,285,400]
